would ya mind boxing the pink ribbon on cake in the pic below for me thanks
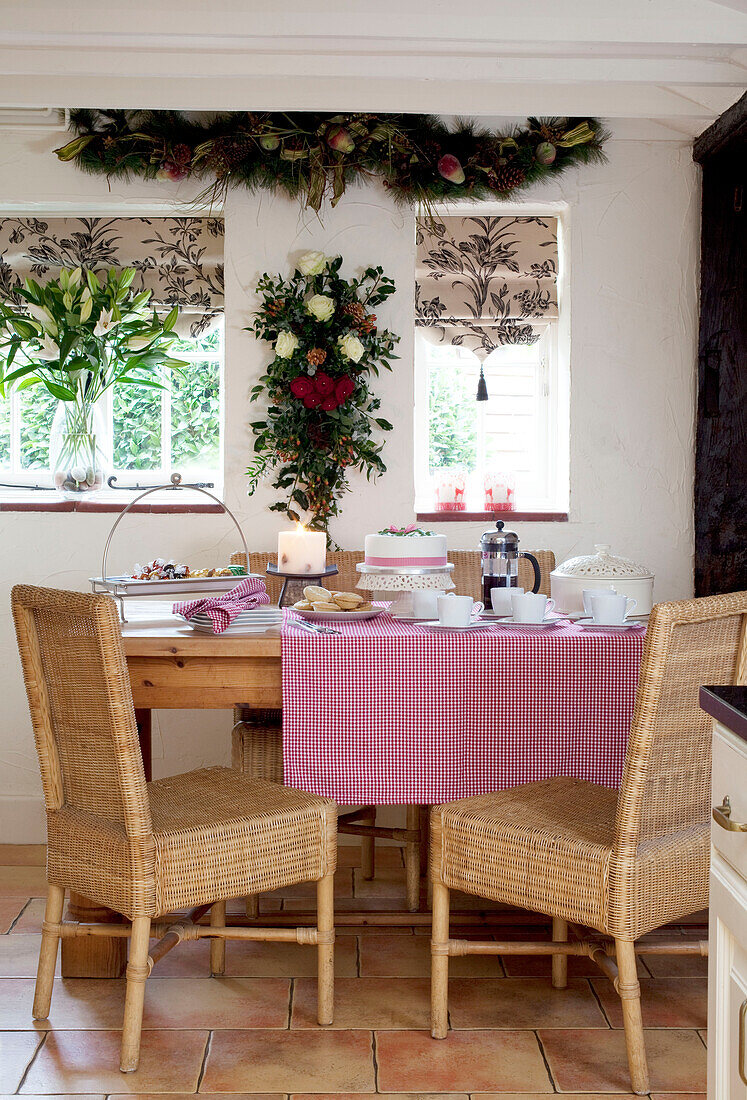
[366,555,447,567]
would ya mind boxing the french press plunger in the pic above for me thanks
[480,520,541,605]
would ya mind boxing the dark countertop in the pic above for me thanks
[700,685,747,745]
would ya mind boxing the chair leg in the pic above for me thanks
[615,938,649,1095]
[33,884,65,1020]
[245,895,259,919]
[551,916,568,989]
[210,900,226,976]
[419,804,430,876]
[316,873,335,1026]
[360,808,376,880]
[431,881,450,1038]
[120,916,151,1073]
[405,804,421,912]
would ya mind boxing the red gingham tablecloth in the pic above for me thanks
[281,611,645,804]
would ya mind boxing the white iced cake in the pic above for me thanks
[364,525,448,569]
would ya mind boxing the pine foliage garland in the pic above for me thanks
[56,109,609,212]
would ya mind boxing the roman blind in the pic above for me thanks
[0,216,224,338]
[416,214,559,359]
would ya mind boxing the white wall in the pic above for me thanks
[0,130,700,841]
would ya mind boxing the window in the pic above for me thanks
[415,327,565,513]
[414,210,568,515]
[0,324,223,489]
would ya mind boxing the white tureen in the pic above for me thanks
[550,544,655,614]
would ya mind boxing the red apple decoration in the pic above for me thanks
[437,154,466,184]
[536,141,557,165]
[327,126,355,154]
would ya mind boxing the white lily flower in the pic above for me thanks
[34,333,60,361]
[26,303,58,337]
[94,308,119,337]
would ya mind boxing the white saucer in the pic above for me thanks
[483,613,567,630]
[295,607,384,623]
[416,619,493,632]
[575,617,645,632]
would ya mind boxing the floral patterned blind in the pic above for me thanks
[415,214,559,360]
[0,216,224,338]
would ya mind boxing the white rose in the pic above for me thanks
[275,330,299,359]
[338,331,365,363]
[305,294,335,322]
[297,251,327,277]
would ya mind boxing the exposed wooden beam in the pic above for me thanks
[693,90,747,160]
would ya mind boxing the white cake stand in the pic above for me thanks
[356,561,455,618]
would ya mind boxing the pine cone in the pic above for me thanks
[208,134,252,175]
[172,143,192,167]
[342,302,366,325]
[539,122,565,144]
[307,347,327,366]
[487,164,527,193]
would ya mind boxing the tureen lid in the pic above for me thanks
[552,544,654,580]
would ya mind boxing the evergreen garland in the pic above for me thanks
[56,109,609,212]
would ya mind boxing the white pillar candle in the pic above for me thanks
[277,523,327,575]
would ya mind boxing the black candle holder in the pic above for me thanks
[266,563,339,608]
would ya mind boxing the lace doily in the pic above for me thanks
[553,543,653,579]
[356,570,455,592]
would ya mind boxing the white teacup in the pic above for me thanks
[582,586,617,615]
[411,589,445,619]
[437,594,484,628]
[511,591,555,624]
[590,592,637,625]
[491,585,523,616]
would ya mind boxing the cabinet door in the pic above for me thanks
[709,853,747,1099]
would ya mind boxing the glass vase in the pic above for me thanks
[49,399,108,498]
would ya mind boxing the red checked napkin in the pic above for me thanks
[174,578,271,633]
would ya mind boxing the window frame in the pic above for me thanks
[414,324,566,514]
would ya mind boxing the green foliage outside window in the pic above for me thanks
[428,366,477,472]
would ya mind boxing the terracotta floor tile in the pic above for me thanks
[359,934,505,977]
[642,950,709,977]
[375,1029,551,1093]
[448,977,607,1029]
[283,896,414,913]
[338,845,405,874]
[201,1029,376,1093]
[290,1094,469,1099]
[292,977,430,1029]
[0,934,56,978]
[501,951,600,978]
[3,1095,104,1100]
[21,1029,208,1093]
[352,867,408,900]
[591,977,707,1029]
[0,868,49,898]
[475,1095,639,1099]
[264,871,354,900]
[0,976,290,1030]
[539,1028,707,1093]
[0,1031,44,1092]
[152,935,357,978]
[115,1095,282,1100]
[698,1028,707,1046]
[650,1095,707,1099]
[9,899,45,934]
[0,898,28,934]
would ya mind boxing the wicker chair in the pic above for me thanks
[232,547,555,910]
[430,590,747,1095]
[12,585,337,1074]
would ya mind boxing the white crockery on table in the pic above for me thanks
[511,591,555,624]
[294,606,384,623]
[411,588,445,619]
[437,593,484,628]
[582,586,616,615]
[490,585,523,616]
[590,592,637,625]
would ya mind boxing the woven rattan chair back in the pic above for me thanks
[11,585,151,835]
[449,548,555,600]
[232,550,364,600]
[609,590,747,936]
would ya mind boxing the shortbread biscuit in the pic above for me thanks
[311,601,340,612]
[293,600,314,611]
[304,585,332,602]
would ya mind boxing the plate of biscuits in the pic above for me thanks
[292,585,384,622]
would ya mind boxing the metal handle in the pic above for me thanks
[520,551,542,594]
[712,796,747,833]
[740,998,747,1087]
[100,472,249,583]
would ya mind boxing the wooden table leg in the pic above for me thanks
[61,709,154,978]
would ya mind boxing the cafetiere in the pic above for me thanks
[480,521,541,605]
